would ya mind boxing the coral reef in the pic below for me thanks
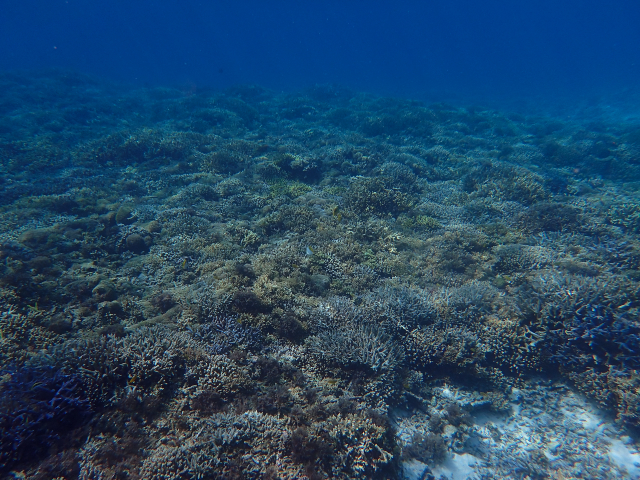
[1,71,640,478]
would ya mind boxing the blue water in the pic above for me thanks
[3,2,640,479]
[2,0,639,100]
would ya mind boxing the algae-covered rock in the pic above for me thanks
[115,205,135,224]
[92,279,117,301]
[125,233,149,253]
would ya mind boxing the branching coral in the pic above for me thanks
[0,366,92,472]
[4,71,640,478]
[307,322,402,374]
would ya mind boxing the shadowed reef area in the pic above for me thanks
[1,71,640,479]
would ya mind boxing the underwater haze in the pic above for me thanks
[2,0,640,99]
[3,1,640,480]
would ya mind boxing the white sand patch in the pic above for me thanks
[608,438,640,478]
[431,453,480,480]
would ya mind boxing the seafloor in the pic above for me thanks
[1,71,640,479]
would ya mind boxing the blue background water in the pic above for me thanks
[1,0,640,101]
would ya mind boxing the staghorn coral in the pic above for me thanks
[520,270,640,424]
[438,280,501,314]
[304,295,407,410]
[492,243,556,274]
[0,366,92,473]
[400,432,447,464]
[364,284,437,331]
[607,202,640,234]
[118,326,205,394]
[344,176,414,216]
[464,163,550,206]
[404,324,486,372]
[585,236,640,273]
[138,410,296,480]
[306,322,401,374]
[375,161,422,193]
[45,335,129,407]
[183,353,252,413]
[518,201,583,233]
[190,314,262,354]
[319,412,394,477]
[0,303,60,366]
